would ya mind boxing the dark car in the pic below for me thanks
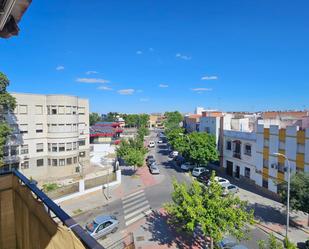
[174,155,185,166]
[147,158,156,167]
[146,155,154,162]
[197,170,212,184]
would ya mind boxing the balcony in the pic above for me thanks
[0,170,104,249]
[233,152,241,159]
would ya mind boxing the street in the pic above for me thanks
[66,130,272,249]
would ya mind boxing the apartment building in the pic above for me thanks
[223,130,256,183]
[4,93,90,182]
[255,124,309,193]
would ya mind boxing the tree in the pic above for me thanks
[185,132,219,165]
[89,112,101,125]
[0,72,16,166]
[137,126,150,138]
[258,234,284,249]
[164,111,183,131]
[165,128,188,153]
[165,173,254,249]
[278,172,309,227]
[123,148,144,170]
[103,112,119,122]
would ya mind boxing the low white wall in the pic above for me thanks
[53,169,121,204]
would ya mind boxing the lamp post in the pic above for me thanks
[273,152,291,239]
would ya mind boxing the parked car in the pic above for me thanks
[180,162,196,171]
[85,215,119,239]
[174,155,185,166]
[147,158,156,167]
[222,184,239,196]
[169,151,179,158]
[217,237,248,249]
[192,167,209,177]
[149,164,160,174]
[208,176,230,187]
[157,139,163,144]
[148,141,155,148]
[197,171,212,184]
[146,155,154,162]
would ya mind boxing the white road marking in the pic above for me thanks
[124,205,150,220]
[125,209,152,226]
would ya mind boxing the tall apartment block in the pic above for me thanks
[4,93,90,182]
[255,124,309,193]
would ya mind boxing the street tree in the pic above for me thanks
[165,128,188,153]
[123,147,144,170]
[164,111,183,131]
[277,172,309,226]
[0,72,16,166]
[89,112,101,125]
[184,132,219,165]
[165,173,254,249]
[258,234,284,249]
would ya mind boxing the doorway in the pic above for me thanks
[235,165,240,179]
[226,160,233,176]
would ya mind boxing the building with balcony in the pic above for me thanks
[3,93,90,183]
[223,130,257,183]
[255,124,309,193]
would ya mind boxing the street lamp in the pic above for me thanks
[273,152,291,239]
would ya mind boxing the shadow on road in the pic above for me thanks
[143,210,208,249]
[121,167,137,176]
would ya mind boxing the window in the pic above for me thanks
[58,124,65,131]
[52,143,57,152]
[66,106,71,114]
[73,142,77,150]
[278,162,285,173]
[263,159,269,169]
[66,142,72,151]
[73,124,77,131]
[245,167,250,178]
[79,151,85,157]
[36,123,43,133]
[66,158,72,165]
[48,143,51,152]
[3,146,9,157]
[36,143,44,152]
[20,145,29,154]
[59,143,65,152]
[20,124,28,134]
[37,159,44,167]
[11,145,19,156]
[226,141,231,150]
[78,107,85,115]
[19,105,28,114]
[59,159,65,166]
[262,178,268,189]
[21,161,29,169]
[73,157,77,163]
[52,159,58,166]
[47,106,51,115]
[72,106,77,115]
[48,159,51,166]
[35,105,43,114]
[78,139,86,146]
[58,106,65,114]
[244,144,252,156]
[51,106,57,115]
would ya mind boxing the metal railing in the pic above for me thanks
[1,170,104,249]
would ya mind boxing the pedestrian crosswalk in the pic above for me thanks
[122,189,152,226]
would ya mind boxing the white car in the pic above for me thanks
[180,162,195,171]
[192,167,208,177]
[169,151,179,158]
[222,184,239,196]
[148,141,155,148]
[157,139,163,144]
[208,176,230,187]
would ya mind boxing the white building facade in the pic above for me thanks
[223,130,257,183]
[255,124,309,193]
[4,93,90,182]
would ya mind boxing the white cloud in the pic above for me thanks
[97,86,113,91]
[191,88,212,92]
[118,89,135,95]
[201,75,218,80]
[56,65,64,71]
[159,84,168,88]
[76,78,110,83]
[140,98,149,102]
[86,71,99,75]
[176,53,191,60]
[136,50,143,55]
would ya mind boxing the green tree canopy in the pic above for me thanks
[0,72,16,166]
[89,112,101,126]
[278,172,309,213]
[165,173,254,249]
[164,111,183,131]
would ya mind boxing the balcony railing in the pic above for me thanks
[0,169,104,249]
[233,152,241,159]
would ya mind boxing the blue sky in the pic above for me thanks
[1,0,309,113]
